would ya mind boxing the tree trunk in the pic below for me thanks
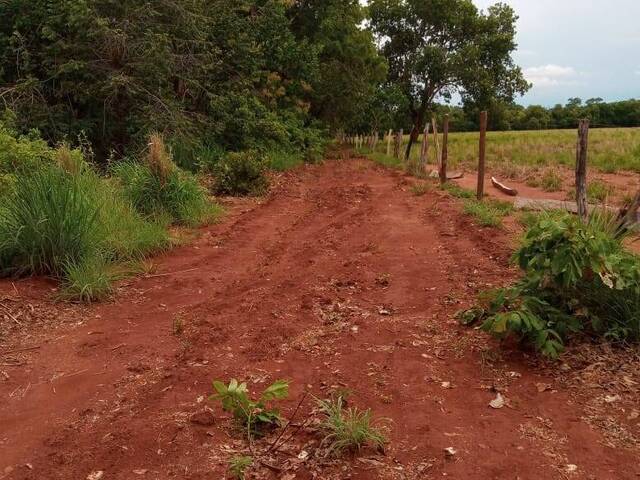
[404,109,425,161]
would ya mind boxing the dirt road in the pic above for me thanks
[1,157,638,479]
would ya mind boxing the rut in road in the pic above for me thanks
[1,158,638,480]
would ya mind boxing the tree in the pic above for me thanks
[369,0,529,159]
[290,0,387,132]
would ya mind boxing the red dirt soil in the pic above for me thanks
[1,158,639,479]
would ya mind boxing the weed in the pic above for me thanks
[210,379,289,436]
[316,393,386,456]
[411,182,432,196]
[228,455,253,480]
[464,211,640,357]
[173,315,184,335]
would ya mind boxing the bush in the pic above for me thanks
[0,123,53,174]
[463,211,640,357]
[213,151,269,196]
[113,134,215,226]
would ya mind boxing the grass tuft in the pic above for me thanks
[316,394,387,456]
[463,198,513,227]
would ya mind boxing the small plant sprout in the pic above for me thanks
[316,393,387,456]
[172,315,184,335]
[210,379,289,437]
[228,455,253,480]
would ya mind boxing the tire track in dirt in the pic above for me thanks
[1,158,638,480]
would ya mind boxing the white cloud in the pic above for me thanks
[523,64,582,88]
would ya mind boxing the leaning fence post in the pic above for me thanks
[576,119,590,221]
[477,111,488,201]
[440,114,449,184]
[431,117,440,168]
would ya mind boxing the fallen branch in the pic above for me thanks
[1,345,40,356]
[491,176,518,196]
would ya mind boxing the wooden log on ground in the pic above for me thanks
[429,170,463,180]
[491,176,518,196]
[576,119,589,220]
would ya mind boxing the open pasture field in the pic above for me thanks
[392,127,640,173]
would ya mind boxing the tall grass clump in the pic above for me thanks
[462,210,640,357]
[0,165,102,277]
[316,393,386,456]
[113,133,216,226]
[0,137,170,302]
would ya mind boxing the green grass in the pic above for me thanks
[368,128,640,173]
[112,161,215,226]
[540,169,563,192]
[266,149,304,172]
[588,179,614,202]
[440,182,475,199]
[463,198,514,227]
[0,164,171,302]
[367,151,403,170]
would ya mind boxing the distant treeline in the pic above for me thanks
[435,98,640,132]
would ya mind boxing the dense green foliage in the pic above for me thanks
[440,98,640,132]
[0,0,383,160]
[369,0,529,157]
[463,212,640,357]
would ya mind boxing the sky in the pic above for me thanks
[473,0,640,106]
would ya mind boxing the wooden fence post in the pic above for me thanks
[576,119,589,221]
[419,123,430,168]
[393,130,403,159]
[477,111,488,200]
[431,117,440,168]
[440,114,449,184]
[386,129,392,156]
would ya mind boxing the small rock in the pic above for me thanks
[87,471,104,480]
[133,469,148,475]
[489,393,505,409]
[444,447,457,458]
[627,410,639,420]
[566,464,578,473]
[190,410,215,426]
[604,394,621,404]
[441,381,452,389]
[536,383,552,393]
